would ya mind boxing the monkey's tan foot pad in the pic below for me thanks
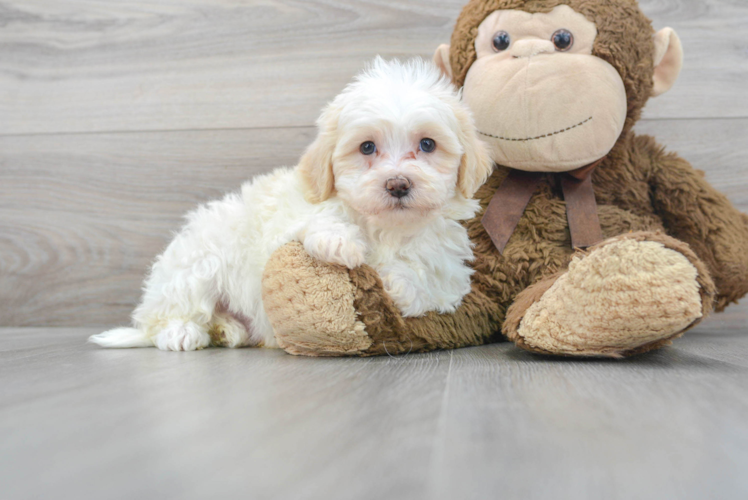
[503,231,715,358]
[262,242,372,357]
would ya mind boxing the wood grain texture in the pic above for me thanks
[0,127,314,326]
[1,327,746,500]
[2,2,747,496]
[2,119,748,327]
[430,335,748,500]
[0,0,747,136]
[0,328,452,500]
[1,0,747,327]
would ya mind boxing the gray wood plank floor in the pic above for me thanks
[1,327,747,500]
[2,2,748,497]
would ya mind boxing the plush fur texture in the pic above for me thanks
[461,5,629,171]
[89,58,492,351]
[263,243,371,356]
[504,232,715,357]
[449,0,658,137]
[263,0,748,358]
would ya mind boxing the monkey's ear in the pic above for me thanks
[298,104,340,203]
[453,105,494,199]
[433,44,453,80]
[652,28,683,97]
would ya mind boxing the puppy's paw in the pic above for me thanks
[381,272,425,317]
[304,231,367,269]
[209,312,253,348]
[154,320,211,351]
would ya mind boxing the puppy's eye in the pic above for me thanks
[419,138,436,153]
[552,29,574,51]
[492,31,511,52]
[360,141,377,155]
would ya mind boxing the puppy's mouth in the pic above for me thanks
[360,198,430,216]
[355,190,441,217]
[386,198,441,214]
[388,196,422,211]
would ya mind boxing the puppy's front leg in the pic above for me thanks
[300,215,368,269]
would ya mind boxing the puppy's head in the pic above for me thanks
[298,57,493,226]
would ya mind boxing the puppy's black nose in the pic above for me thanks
[386,177,411,199]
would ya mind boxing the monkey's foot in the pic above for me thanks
[503,232,715,357]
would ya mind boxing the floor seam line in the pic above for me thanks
[426,350,453,499]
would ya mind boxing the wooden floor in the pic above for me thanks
[2,1,748,498]
[1,326,747,500]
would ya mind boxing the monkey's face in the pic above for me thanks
[463,5,627,172]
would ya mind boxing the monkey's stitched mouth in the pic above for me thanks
[479,116,593,142]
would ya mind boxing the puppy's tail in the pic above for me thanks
[88,327,154,348]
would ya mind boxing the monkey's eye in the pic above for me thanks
[419,138,436,153]
[552,29,574,51]
[360,141,377,155]
[492,31,511,52]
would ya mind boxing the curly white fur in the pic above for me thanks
[89,57,493,351]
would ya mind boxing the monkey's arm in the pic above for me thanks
[645,136,748,310]
[262,242,503,356]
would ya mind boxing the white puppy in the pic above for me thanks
[90,58,493,351]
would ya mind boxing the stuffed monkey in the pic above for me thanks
[261,0,748,357]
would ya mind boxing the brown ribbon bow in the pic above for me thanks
[481,157,606,254]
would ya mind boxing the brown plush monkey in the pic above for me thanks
[261,0,748,357]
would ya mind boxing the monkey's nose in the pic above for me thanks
[385,177,412,199]
[510,39,555,58]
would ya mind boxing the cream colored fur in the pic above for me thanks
[462,6,627,171]
[262,242,370,356]
[652,27,683,97]
[437,6,683,173]
[89,58,492,351]
[516,238,703,356]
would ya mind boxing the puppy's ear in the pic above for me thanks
[433,44,453,80]
[298,103,341,203]
[454,104,494,199]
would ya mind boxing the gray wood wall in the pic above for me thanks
[1,0,747,328]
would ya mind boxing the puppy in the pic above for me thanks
[89,58,493,351]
